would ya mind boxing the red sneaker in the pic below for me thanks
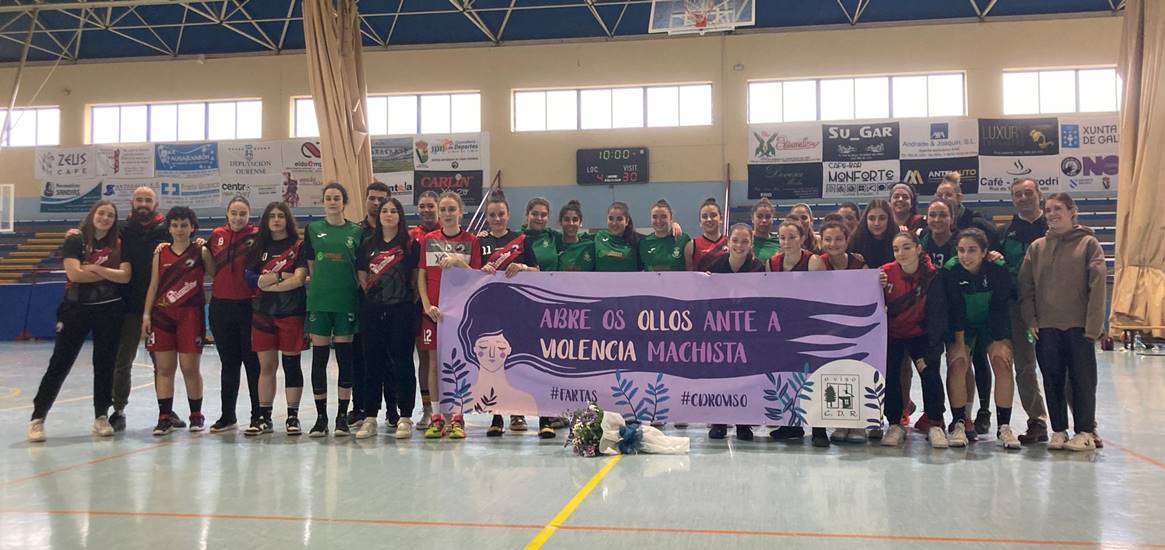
[1093,430,1104,449]
[913,415,934,433]
[901,400,916,427]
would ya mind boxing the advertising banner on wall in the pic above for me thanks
[746,117,1117,200]
[822,121,900,162]
[746,163,823,200]
[748,123,823,164]
[34,147,97,181]
[36,133,490,213]
[97,145,154,178]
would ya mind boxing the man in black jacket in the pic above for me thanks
[110,186,170,431]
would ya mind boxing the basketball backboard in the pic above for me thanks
[649,0,755,35]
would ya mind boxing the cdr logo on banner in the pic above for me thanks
[823,160,898,198]
[822,122,900,162]
[746,163,823,200]
[1061,155,1118,191]
[978,118,1059,156]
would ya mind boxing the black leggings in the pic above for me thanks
[209,299,260,421]
[32,300,124,420]
[884,335,946,425]
[361,302,417,419]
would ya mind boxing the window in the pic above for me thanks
[1003,68,1120,115]
[292,92,481,138]
[512,84,712,131]
[90,100,261,144]
[748,73,965,123]
[0,107,60,147]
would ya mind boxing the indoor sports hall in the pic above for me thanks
[1,1,1164,549]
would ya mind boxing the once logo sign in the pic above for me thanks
[1083,155,1119,176]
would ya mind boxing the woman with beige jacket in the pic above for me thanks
[1019,193,1107,452]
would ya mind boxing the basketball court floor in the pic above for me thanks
[1,341,1163,549]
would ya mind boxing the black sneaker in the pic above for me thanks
[286,416,302,436]
[487,415,504,437]
[811,427,831,447]
[189,413,206,432]
[209,417,237,433]
[974,409,992,436]
[769,426,805,440]
[708,424,728,439]
[244,417,269,436]
[346,409,362,427]
[308,416,329,438]
[538,418,556,439]
[735,425,754,441]
[334,416,351,437]
[109,411,127,432]
[152,415,174,436]
[166,411,187,429]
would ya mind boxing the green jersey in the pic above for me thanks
[753,234,782,264]
[304,219,362,313]
[944,258,1010,345]
[594,230,639,272]
[558,234,595,271]
[639,233,690,272]
[523,227,563,272]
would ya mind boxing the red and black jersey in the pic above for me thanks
[479,230,539,271]
[154,244,206,310]
[249,237,307,317]
[209,224,259,300]
[881,258,937,339]
[358,236,419,306]
[769,249,813,273]
[61,233,123,305]
[708,254,764,274]
[408,224,437,243]
[419,228,481,306]
[819,252,866,271]
[692,234,728,271]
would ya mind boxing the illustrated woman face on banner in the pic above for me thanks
[474,332,512,373]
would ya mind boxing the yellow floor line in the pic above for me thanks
[524,454,622,550]
[0,381,155,412]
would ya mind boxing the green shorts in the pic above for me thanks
[306,311,359,337]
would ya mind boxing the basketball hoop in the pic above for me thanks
[649,0,754,36]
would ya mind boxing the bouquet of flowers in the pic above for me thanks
[565,402,690,457]
[564,403,604,457]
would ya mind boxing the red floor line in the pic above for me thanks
[558,524,1165,548]
[1,442,172,488]
[0,508,1161,548]
[1108,440,1165,470]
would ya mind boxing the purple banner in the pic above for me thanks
[437,270,887,428]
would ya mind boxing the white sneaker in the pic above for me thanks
[948,421,968,447]
[928,426,949,449]
[997,424,1021,450]
[1048,431,1069,450]
[93,416,114,437]
[880,425,905,446]
[395,418,413,439]
[416,411,432,430]
[354,417,377,439]
[1065,432,1097,452]
[28,419,46,443]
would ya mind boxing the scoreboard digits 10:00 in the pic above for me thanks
[576,147,649,185]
